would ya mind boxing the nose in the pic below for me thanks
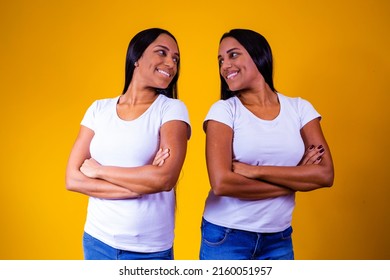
[220,60,232,73]
[221,59,232,69]
[164,56,175,68]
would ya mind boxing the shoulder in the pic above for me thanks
[82,96,118,119]
[81,96,118,128]
[88,96,118,112]
[278,92,314,111]
[156,95,191,138]
[156,95,190,123]
[157,94,188,111]
[204,97,238,131]
[209,96,238,112]
[278,92,321,125]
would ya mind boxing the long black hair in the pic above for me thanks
[219,29,276,100]
[122,28,180,98]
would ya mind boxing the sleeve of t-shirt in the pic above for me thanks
[80,100,97,131]
[298,97,321,128]
[162,99,192,139]
[203,100,234,131]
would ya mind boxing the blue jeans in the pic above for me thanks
[83,232,174,260]
[200,218,294,260]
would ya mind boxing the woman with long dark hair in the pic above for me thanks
[200,29,334,260]
[66,28,190,260]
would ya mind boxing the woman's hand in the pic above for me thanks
[232,161,258,179]
[298,145,325,166]
[80,158,101,178]
[152,148,170,166]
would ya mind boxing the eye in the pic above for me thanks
[229,52,238,59]
[157,49,167,56]
[218,58,224,67]
[172,56,179,64]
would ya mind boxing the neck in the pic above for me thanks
[121,83,157,105]
[238,84,277,106]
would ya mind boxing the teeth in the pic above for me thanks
[226,72,238,79]
[157,69,171,77]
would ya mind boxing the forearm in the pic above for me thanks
[95,164,178,195]
[252,164,334,191]
[65,170,141,199]
[209,170,294,199]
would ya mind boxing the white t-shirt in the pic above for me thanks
[80,94,191,252]
[203,93,320,232]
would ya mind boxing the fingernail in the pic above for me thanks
[309,145,315,150]
[319,148,325,153]
[317,156,322,160]
[317,145,323,149]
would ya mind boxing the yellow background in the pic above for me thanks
[1,0,389,260]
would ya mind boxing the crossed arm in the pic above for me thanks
[232,118,334,192]
[204,118,334,199]
[65,120,188,199]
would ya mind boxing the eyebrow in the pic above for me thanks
[155,45,180,57]
[218,47,240,59]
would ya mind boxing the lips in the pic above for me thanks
[226,71,238,80]
[157,68,172,77]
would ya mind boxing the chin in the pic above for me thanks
[154,82,169,89]
[226,82,238,91]
[227,86,239,92]
[155,85,169,92]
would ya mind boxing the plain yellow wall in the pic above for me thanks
[0,0,389,260]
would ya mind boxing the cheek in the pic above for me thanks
[243,64,261,80]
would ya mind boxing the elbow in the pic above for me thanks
[207,169,240,196]
[65,174,81,192]
[323,174,334,188]
[164,175,181,192]
[212,187,226,197]
[65,167,82,192]
[152,172,180,193]
[324,177,334,188]
[65,177,76,192]
[65,178,75,191]
[320,168,335,188]
[160,181,176,192]
[209,176,230,196]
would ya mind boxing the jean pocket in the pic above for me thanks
[202,219,231,246]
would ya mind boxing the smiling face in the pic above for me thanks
[135,33,180,90]
[218,37,262,92]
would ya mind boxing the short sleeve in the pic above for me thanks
[297,97,321,128]
[161,99,192,139]
[80,100,98,131]
[203,99,234,132]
